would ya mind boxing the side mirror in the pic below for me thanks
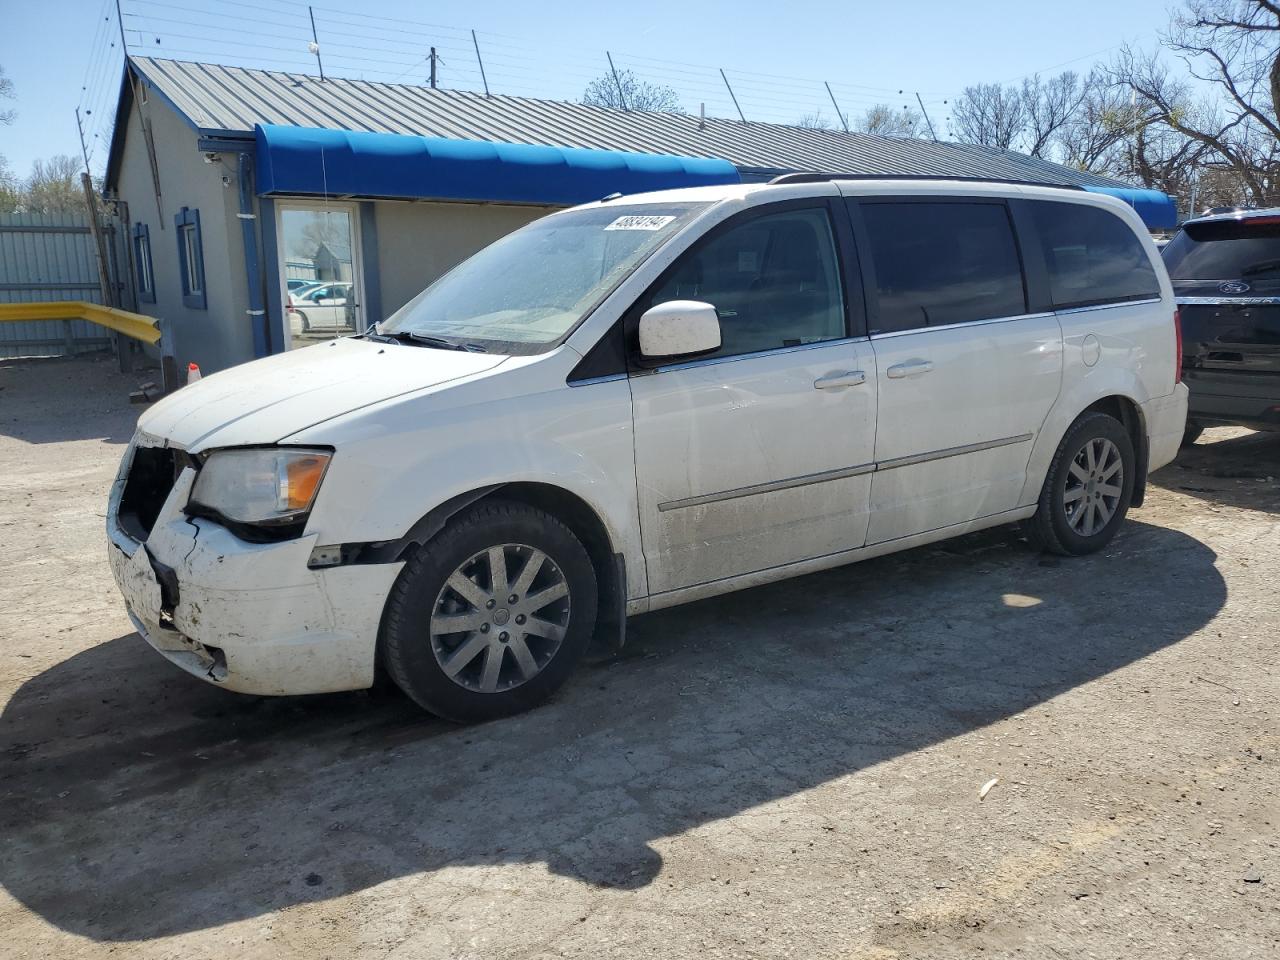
[638,300,721,360]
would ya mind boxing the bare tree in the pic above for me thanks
[0,64,16,208]
[859,103,924,138]
[1058,72,1142,173]
[951,82,1026,149]
[1020,72,1088,157]
[583,68,684,113]
[795,111,835,130]
[22,155,84,215]
[1109,1,1280,205]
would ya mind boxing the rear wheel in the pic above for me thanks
[381,500,598,722]
[1024,412,1135,556]
[1182,419,1204,447]
[294,310,311,332]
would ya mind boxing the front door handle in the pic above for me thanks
[813,370,866,390]
[886,359,934,379]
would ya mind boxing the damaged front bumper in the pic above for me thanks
[106,448,403,696]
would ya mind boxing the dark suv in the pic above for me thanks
[1164,209,1280,443]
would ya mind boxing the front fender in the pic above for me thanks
[290,375,646,599]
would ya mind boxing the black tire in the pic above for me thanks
[381,500,598,722]
[295,310,311,332]
[1024,412,1136,556]
[1182,419,1204,447]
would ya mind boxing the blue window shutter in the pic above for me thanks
[174,206,207,310]
[132,222,155,304]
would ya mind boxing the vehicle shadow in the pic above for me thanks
[0,520,1225,941]
[1151,427,1280,513]
[0,355,144,445]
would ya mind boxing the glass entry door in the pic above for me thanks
[277,201,364,349]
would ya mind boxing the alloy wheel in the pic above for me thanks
[1063,437,1124,537]
[429,543,571,694]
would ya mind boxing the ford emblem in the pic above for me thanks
[1219,280,1251,294]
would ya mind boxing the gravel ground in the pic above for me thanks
[0,354,1276,959]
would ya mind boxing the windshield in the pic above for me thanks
[378,202,707,353]
[1163,218,1280,281]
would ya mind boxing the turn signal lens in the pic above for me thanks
[282,454,329,511]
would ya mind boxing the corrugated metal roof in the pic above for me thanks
[127,57,1125,189]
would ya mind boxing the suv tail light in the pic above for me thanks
[1173,307,1183,385]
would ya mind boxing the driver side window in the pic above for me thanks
[647,205,846,361]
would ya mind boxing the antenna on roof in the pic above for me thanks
[721,69,746,123]
[472,30,491,97]
[915,92,938,142]
[307,6,325,81]
[606,52,628,111]
[824,82,849,133]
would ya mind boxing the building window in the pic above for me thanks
[174,206,206,309]
[132,222,155,303]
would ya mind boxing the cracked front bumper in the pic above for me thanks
[106,455,403,696]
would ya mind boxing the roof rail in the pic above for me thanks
[767,172,1087,190]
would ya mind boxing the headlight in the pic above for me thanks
[189,447,331,527]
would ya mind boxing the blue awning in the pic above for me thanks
[254,124,740,205]
[1080,185,1178,230]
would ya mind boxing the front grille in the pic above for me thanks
[118,446,194,542]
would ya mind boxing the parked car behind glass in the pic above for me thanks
[107,179,1186,722]
[288,281,354,334]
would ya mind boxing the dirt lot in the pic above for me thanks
[0,354,1276,959]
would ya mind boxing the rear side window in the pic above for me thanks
[1030,201,1160,308]
[858,201,1026,333]
[1162,217,1280,281]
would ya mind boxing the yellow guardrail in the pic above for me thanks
[0,300,161,345]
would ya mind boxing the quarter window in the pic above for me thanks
[647,205,846,360]
[858,201,1026,333]
[174,206,206,309]
[1029,200,1160,309]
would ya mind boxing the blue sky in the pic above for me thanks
[1,0,1180,177]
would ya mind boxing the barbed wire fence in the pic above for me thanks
[79,0,1029,178]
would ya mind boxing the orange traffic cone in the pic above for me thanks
[187,362,202,384]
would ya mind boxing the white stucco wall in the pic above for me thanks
[112,88,253,374]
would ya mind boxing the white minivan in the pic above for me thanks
[108,177,1188,722]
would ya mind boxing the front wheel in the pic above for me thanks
[1024,412,1135,556]
[381,500,598,722]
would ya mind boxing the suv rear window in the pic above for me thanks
[858,201,1026,333]
[1162,217,1280,281]
[1029,200,1160,309]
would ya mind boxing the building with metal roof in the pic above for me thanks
[104,56,1175,373]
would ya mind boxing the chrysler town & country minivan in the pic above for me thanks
[108,177,1188,722]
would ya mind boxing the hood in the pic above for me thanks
[139,338,506,451]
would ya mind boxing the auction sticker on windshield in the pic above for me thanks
[604,215,677,231]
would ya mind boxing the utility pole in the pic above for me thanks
[75,107,93,176]
[721,69,746,123]
[606,52,627,110]
[915,92,938,142]
[471,30,490,97]
[824,82,849,133]
[308,6,325,80]
[429,47,438,88]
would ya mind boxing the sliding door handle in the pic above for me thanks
[813,370,867,390]
[886,359,934,379]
